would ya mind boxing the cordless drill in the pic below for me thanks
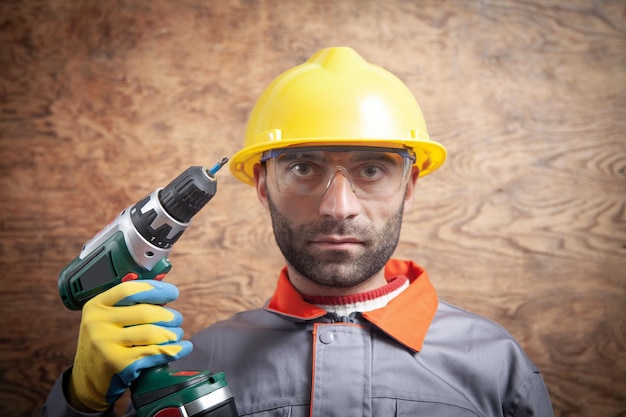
[58,160,238,417]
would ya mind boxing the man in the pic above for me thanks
[41,47,554,416]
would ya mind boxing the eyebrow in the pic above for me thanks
[350,151,400,164]
[277,151,325,162]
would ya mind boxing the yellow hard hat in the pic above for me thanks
[230,47,446,185]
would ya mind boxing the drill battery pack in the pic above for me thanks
[132,366,238,417]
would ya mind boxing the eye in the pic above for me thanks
[356,164,386,181]
[289,162,319,178]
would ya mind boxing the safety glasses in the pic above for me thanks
[261,146,416,197]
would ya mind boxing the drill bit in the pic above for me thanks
[208,157,229,176]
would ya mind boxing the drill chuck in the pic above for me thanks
[130,166,219,252]
[159,165,222,224]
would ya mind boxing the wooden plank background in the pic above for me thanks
[1,1,624,416]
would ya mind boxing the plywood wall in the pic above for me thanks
[1,1,624,416]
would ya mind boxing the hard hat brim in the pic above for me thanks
[229,138,446,186]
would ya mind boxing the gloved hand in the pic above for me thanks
[67,280,193,412]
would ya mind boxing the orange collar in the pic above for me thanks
[265,259,438,352]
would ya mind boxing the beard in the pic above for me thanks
[266,190,405,289]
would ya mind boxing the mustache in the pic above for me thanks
[299,219,373,240]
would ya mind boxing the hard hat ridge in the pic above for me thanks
[307,46,367,74]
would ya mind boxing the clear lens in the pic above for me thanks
[264,146,415,197]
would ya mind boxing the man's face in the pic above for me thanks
[255,147,419,290]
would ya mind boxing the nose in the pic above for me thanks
[319,168,361,220]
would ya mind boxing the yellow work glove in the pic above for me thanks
[68,280,192,412]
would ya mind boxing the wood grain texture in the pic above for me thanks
[1,1,624,416]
